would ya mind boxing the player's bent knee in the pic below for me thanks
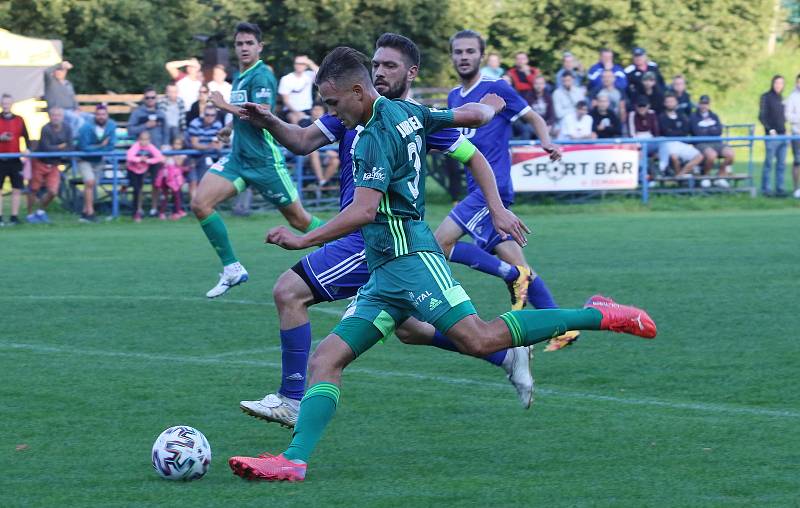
[272,270,310,309]
[445,316,494,357]
[190,196,216,219]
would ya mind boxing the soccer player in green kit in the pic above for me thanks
[193,22,324,298]
[228,47,657,482]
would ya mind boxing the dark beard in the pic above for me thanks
[380,82,408,100]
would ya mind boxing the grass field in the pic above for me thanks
[2,203,800,507]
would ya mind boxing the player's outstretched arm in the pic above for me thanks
[208,91,241,117]
[266,187,382,250]
[522,110,562,161]
[465,149,530,247]
[237,102,329,155]
[450,93,507,128]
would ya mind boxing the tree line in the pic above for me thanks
[0,0,779,95]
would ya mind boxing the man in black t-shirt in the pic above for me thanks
[657,93,702,177]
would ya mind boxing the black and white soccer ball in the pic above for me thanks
[151,426,211,481]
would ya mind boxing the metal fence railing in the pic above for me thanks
[429,132,797,204]
[3,133,799,212]
[0,146,339,217]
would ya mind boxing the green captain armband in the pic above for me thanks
[447,139,477,163]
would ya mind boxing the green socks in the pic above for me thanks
[199,211,237,266]
[500,308,603,347]
[304,215,325,233]
[283,382,340,463]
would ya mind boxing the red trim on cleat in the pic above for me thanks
[228,453,307,482]
[584,294,657,339]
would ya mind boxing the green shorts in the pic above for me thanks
[332,251,477,357]
[208,155,298,207]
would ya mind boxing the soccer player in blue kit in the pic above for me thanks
[441,31,581,352]
[236,34,536,428]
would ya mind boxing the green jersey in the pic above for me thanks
[229,60,284,168]
[353,96,456,270]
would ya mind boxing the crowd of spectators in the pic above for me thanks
[0,53,340,225]
[497,46,800,192]
[2,46,800,227]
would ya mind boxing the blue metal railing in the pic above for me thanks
[0,146,339,217]
[3,134,799,209]
[508,133,800,203]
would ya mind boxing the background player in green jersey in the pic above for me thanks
[191,22,324,298]
[228,47,656,482]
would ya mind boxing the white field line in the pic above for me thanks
[2,340,798,420]
[1,294,347,316]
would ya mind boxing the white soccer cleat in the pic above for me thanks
[501,346,534,409]
[240,393,299,428]
[206,263,249,298]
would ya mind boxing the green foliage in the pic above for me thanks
[0,0,780,93]
[484,0,774,95]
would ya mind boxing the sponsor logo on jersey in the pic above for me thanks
[209,156,228,172]
[362,167,385,182]
[230,90,247,105]
[255,87,271,100]
[429,298,443,311]
[409,290,434,307]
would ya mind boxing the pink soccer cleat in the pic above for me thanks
[584,295,657,339]
[229,452,307,482]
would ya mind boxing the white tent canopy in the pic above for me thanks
[0,27,63,101]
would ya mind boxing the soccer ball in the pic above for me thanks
[151,426,212,481]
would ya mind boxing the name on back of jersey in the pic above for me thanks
[395,116,423,137]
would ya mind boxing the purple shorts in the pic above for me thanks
[299,232,369,302]
[448,191,512,253]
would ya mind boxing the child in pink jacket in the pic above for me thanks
[155,137,188,220]
[126,131,164,222]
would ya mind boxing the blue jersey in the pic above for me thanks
[447,78,531,203]
[315,108,468,211]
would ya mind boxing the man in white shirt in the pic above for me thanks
[165,58,203,109]
[208,64,232,102]
[552,71,586,128]
[278,55,318,124]
[559,100,594,140]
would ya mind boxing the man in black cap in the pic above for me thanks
[628,94,660,175]
[630,71,665,115]
[625,47,665,97]
[689,94,735,188]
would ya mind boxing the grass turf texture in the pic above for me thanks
[2,204,799,507]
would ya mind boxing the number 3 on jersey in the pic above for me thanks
[407,135,422,200]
